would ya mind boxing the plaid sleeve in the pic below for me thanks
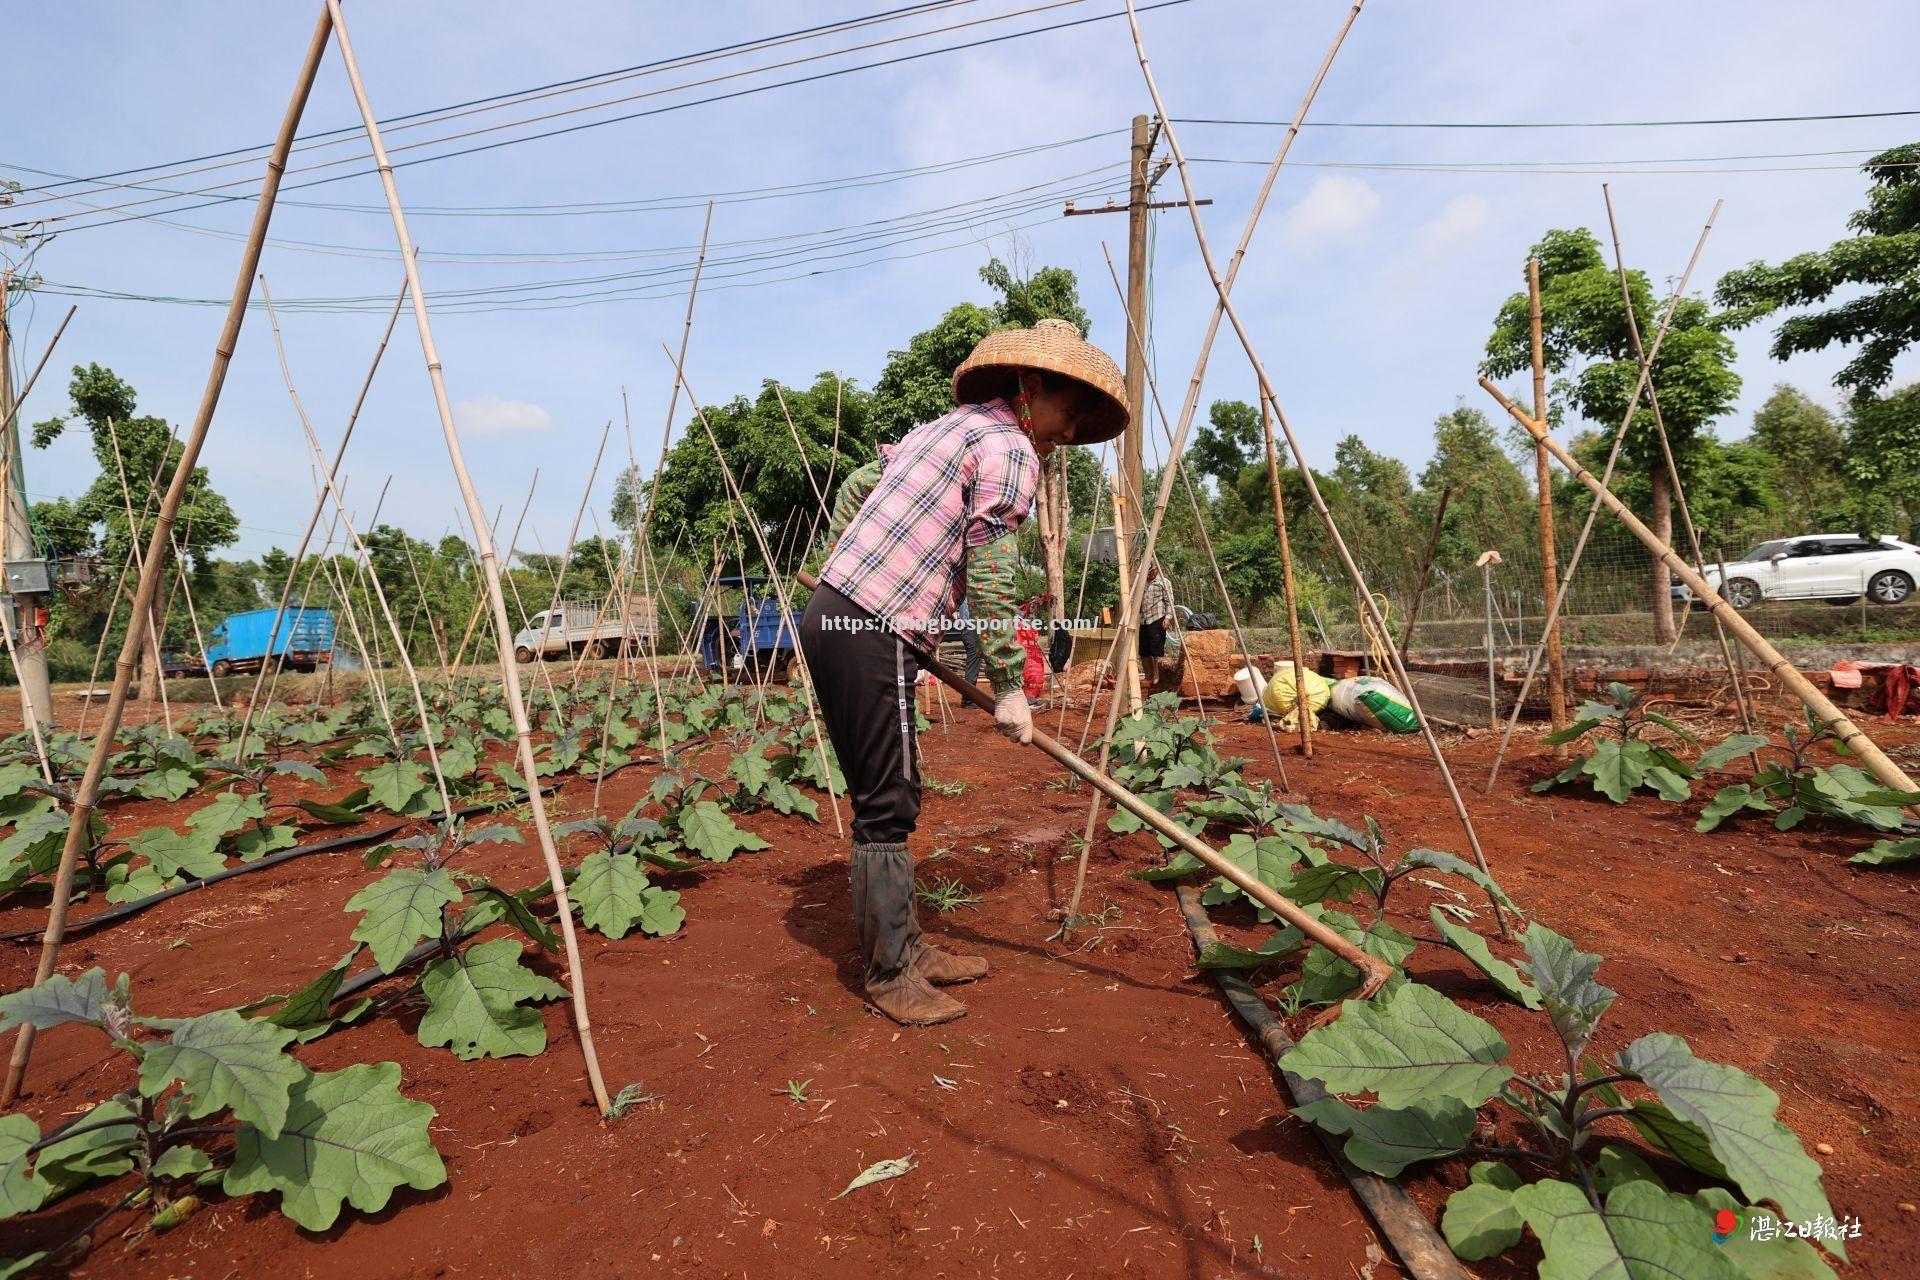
[963,431,1037,549]
[965,530,1026,695]
[826,457,884,553]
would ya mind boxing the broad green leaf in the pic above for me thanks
[138,1010,303,1138]
[1430,909,1540,1008]
[1627,1100,1729,1181]
[106,862,176,904]
[728,750,774,796]
[184,790,268,837]
[459,884,559,952]
[1697,734,1769,772]
[0,1113,43,1218]
[1525,924,1615,1060]
[677,800,771,862]
[151,1145,215,1181]
[296,785,372,825]
[270,760,328,784]
[1513,1177,1739,1280]
[636,886,685,937]
[1200,833,1306,912]
[1590,1144,1662,1195]
[1643,711,1700,744]
[436,737,478,780]
[34,1099,138,1199]
[1584,738,1647,803]
[262,947,362,1032]
[1645,765,1693,803]
[417,938,565,1060]
[0,1257,44,1279]
[1296,915,1415,1006]
[361,760,429,815]
[1292,1094,1472,1177]
[1442,1180,1523,1262]
[1617,1033,1838,1256]
[1850,836,1920,866]
[1533,756,1589,792]
[573,851,651,940]
[1698,784,1775,833]
[0,810,70,883]
[347,867,463,971]
[0,968,127,1033]
[223,1061,446,1231]
[1471,1159,1523,1190]
[1281,859,1379,906]
[137,763,199,802]
[761,777,820,821]
[1130,850,1207,882]
[129,826,226,880]
[1195,929,1304,970]
[233,824,299,861]
[1280,981,1512,1108]
[1694,1187,1840,1280]
[1543,715,1611,745]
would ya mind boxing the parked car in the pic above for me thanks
[1672,534,1920,610]
[204,606,335,677]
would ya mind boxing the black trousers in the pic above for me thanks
[1139,619,1168,659]
[798,582,921,846]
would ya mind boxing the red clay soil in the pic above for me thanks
[3,690,1919,1278]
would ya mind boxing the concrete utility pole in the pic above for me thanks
[1,269,55,735]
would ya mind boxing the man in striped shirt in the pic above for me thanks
[798,319,1127,1025]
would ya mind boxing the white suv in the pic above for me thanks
[1676,534,1920,610]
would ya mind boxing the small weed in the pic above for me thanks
[914,876,982,913]
[922,775,970,797]
[778,1078,813,1103]
[609,1081,661,1118]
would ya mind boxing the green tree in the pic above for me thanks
[1484,229,1740,640]
[1416,406,1534,572]
[1744,384,1846,518]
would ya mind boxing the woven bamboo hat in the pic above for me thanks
[952,318,1129,445]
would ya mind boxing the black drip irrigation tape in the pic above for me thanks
[0,763,648,944]
[1173,885,1470,1280]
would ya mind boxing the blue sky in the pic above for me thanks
[4,0,1917,561]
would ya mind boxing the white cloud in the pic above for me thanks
[1280,176,1382,251]
[454,394,554,435]
[1415,194,1491,254]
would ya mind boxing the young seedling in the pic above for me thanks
[1532,683,1700,803]
[914,877,982,913]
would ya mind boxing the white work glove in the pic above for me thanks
[993,689,1034,744]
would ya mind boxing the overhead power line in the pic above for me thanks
[1172,108,1920,130]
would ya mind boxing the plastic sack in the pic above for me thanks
[1260,661,1331,732]
[1329,675,1419,734]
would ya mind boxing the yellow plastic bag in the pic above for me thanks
[1261,660,1331,732]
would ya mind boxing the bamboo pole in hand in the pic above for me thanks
[1,5,336,1110]
[794,572,1392,996]
[324,0,611,1115]
[1483,378,1919,800]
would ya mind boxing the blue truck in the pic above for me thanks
[203,606,336,677]
[697,576,798,682]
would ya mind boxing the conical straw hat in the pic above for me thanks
[952,318,1129,445]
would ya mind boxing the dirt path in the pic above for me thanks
[3,693,1917,1276]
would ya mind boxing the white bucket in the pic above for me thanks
[1232,665,1267,705]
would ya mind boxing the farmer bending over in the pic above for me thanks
[799,319,1127,1025]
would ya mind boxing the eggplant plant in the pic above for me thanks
[0,968,444,1268]
[1280,926,1844,1278]
[1532,683,1701,804]
[1694,713,1914,842]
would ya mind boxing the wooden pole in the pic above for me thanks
[1109,477,1144,717]
[325,0,612,1115]
[1261,396,1314,756]
[1527,259,1569,745]
[2,5,335,1109]
[795,571,1391,996]
[1483,377,1918,797]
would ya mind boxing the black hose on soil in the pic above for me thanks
[1173,885,1470,1280]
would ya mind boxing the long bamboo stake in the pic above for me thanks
[0,306,76,440]
[1526,260,1569,745]
[794,570,1391,995]
[1482,379,1918,797]
[1599,187,1756,741]
[1,6,334,1109]
[662,348,845,835]
[236,271,410,759]
[100,418,177,734]
[1081,0,1365,850]
[1481,201,1723,792]
[1260,397,1314,756]
[1125,0,1511,933]
[1399,487,1451,657]
[324,0,611,1116]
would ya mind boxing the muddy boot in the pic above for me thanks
[913,940,988,985]
[849,842,966,1025]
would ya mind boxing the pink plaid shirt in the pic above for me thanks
[821,398,1038,637]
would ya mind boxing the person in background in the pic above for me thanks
[798,319,1128,1026]
[1138,559,1174,683]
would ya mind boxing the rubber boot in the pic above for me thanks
[849,842,966,1025]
